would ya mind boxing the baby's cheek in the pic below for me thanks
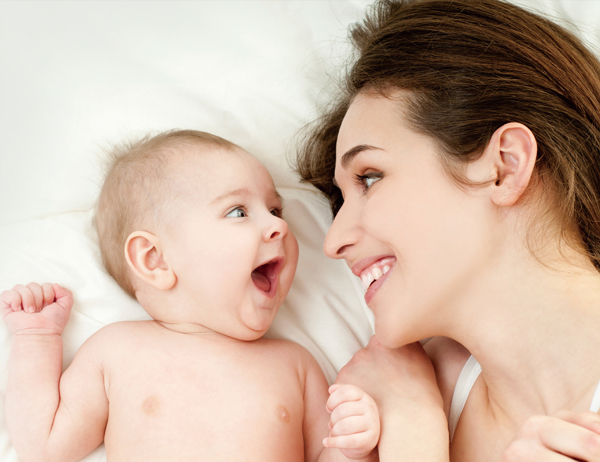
[286,233,299,269]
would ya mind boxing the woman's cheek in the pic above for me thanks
[363,183,402,243]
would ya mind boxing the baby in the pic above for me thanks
[0,130,380,462]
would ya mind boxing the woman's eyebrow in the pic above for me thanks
[341,144,383,168]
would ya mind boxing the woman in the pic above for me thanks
[296,0,600,460]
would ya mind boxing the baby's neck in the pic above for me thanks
[155,321,219,336]
[136,291,223,337]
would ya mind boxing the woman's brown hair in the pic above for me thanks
[296,0,600,270]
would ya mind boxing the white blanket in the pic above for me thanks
[0,1,598,461]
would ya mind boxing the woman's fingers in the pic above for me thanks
[504,414,600,462]
[533,415,600,461]
[554,410,600,435]
[503,438,579,462]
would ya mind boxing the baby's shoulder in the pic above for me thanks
[89,319,153,338]
[81,320,156,351]
[258,337,309,355]
[257,338,319,368]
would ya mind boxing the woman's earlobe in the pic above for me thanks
[125,231,177,291]
[489,123,537,207]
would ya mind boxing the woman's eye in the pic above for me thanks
[226,207,246,218]
[353,172,382,191]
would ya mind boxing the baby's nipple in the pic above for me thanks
[275,404,290,423]
[142,395,161,416]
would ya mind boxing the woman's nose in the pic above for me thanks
[323,201,360,259]
[264,214,288,242]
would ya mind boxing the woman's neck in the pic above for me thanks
[446,243,600,421]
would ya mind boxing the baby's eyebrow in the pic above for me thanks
[274,190,284,205]
[211,187,251,204]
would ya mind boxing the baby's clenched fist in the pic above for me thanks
[323,383,380,462]
[1,283,73,335]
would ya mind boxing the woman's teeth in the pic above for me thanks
[361,265,390,290]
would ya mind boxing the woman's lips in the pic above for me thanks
[359,257,396,289]
[354,256,397,305]
[364,265,393,305]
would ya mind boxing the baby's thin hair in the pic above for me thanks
[94,129,239,298]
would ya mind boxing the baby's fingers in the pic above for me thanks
[26,282,46,312]
[330,401,367,429]
[327,384,365,412]
[330,415,371,437]
[52,284,73,312]
[1,290,23,312]
[41,283,56,308]
[11,284,36,313]
[323,431,372,450]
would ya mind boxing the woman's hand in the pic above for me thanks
[336,336,442,409]
[503,410,600,461]
[336,336,449,461]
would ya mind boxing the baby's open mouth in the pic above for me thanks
[251,258,283,298]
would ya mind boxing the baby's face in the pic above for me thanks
[159,146,299,340]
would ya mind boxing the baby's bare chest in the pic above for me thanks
[103,342,306,461]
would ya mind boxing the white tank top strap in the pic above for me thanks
[591,379,600,413]
[448,355,482,442]
[447,359,600,442]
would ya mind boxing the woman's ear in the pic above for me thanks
[486,122,537,207]
[125,231,177,291]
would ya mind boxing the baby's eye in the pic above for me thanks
[270,208,283,218]
[226,207,246,218]
[353,172,383,191]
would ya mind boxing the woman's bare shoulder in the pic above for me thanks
[424,337,471,418]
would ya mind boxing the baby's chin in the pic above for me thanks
[239,303,282,339]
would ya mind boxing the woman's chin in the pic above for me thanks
[374,323,420,348]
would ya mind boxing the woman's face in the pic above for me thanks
[325,92,495,347]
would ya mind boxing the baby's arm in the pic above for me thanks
[301,349,380,462]
[1,283,109,462]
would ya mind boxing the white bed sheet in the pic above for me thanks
[0,1,598,461]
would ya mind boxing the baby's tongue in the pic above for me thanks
[251,270,271,292]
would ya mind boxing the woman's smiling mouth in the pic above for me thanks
[352,256,397,304]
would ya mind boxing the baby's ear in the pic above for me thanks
[125,231,176,291]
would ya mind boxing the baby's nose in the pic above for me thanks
[265,216,288,241]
